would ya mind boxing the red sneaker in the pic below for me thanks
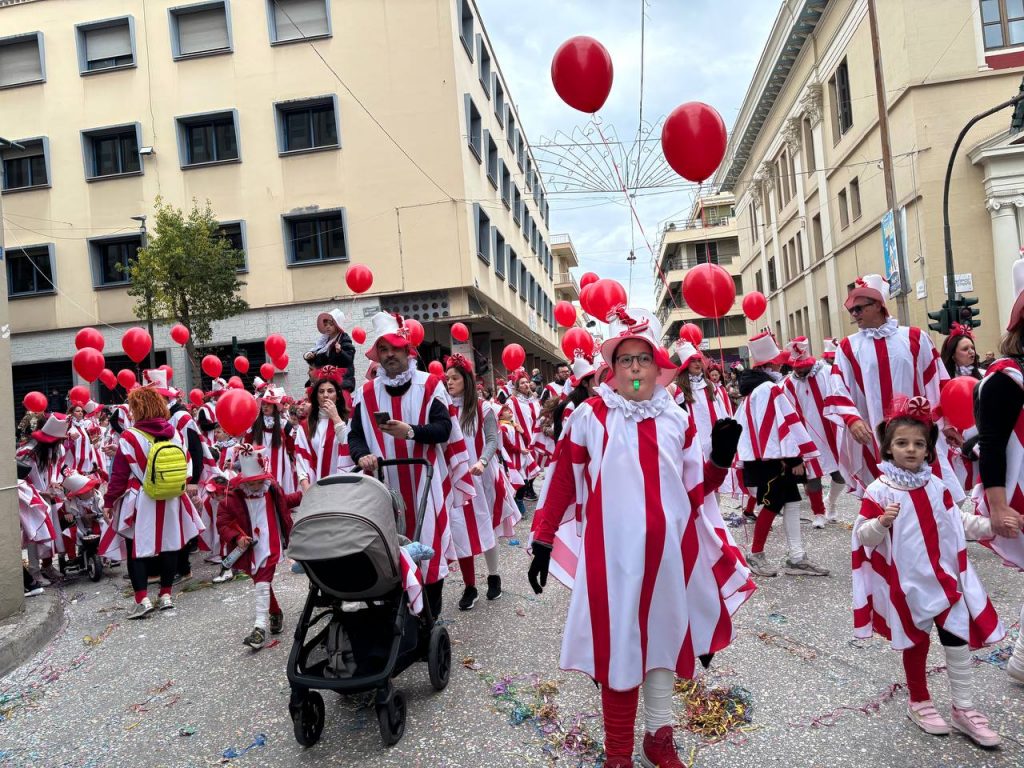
[603,759,633,768]
[640,726,683,768]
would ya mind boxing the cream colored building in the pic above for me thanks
[718,0,1024,358]
[654,193,747,363]
[0,0,564,406]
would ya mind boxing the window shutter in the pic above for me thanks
[85,25,132,61]
[0,39,42,86]
[275,0,329,41]
[178,8,229,55]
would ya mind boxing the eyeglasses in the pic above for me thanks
[848,302,876,316]
[615,353,654,369]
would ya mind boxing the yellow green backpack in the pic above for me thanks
[131,428,188,500]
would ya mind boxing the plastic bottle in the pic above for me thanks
[222,537,257,569]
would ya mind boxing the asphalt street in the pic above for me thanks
[1,490,1023,768]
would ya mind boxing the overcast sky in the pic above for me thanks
[476,0,780,312]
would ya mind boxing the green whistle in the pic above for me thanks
[633,379,640,391]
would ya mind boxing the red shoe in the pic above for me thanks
[604,759,633,768]
[640,726,683,768]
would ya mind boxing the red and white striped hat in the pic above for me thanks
[674,341,702,370]
[230,443,274,487]
[844,273,889,312]
[822,337,839,360]
[600,306,676,386]
[784,337,816,369]
[366,311,415,362]
[747,331,786,367]
[32,413,69,444]
[142,368,174,397]
[62,471,101,498]
[205,377,228,400]
[568,354,598,387]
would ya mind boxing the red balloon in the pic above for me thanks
[741,291,768,321]
[99,368,117,390]
[427,360,445,377]
[586,279,628,322]
[502,344,526,371]
[679,323,703,346]
[661,102,728,183]
[201,355,223,378]
[68,385,91,407]
[189,388,205,407]
[345,264,374,294]
[579,272,599,291]
[216,388,259,437]
[75,327,104,352]
[405,319,425,347]
[554,300,577,328]
[170,324,190,346]
[227,376,244,389]
[121,328,152,364]
[550,36,614,113]
[73,348,105,382]
[579,284,595,316]
[265,334,287,361]
[273,353,289,370]
[259,363,275,380]
[561,327,594,359]
[940,377,977,432]
[681,263,736,319]
[451,322,470,343]
[23,391,48,412]
[159,364,174,380]
[234,356,250,374]
[351,327,366,344]
[117,369,137,390]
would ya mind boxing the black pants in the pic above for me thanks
[937,626,967,648]
[127,539,177,594]
[23,566,35,590]
[425,579,444,620]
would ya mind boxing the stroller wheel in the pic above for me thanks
[87,553,103,582]
[292,691,325,747]
[377,690,406,747]
[427,625,452,691]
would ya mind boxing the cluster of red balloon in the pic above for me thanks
[577,275,627,323]
[560,327,594,360]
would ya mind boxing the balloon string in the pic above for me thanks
[696,183,727,371]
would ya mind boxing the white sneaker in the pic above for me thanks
[746,551,778,577]
[212,569,233,584]
[812,516,826,529]
[127,597,155,620]
[158,594,175,611]
[825,505,839,523]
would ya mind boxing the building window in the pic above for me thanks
[508,249,518,291]
[268,0,330,44]
[516,132,525,170]
[90,235,142,287]
[82,124,142,179]
[494,229,506,278]
[275,96,339,154]
[828,58,853,141]
[755,269,764,294]
[512,186,522,225]
[528,274,536,308]
[285,210,347,264]
[694,241,719,264]
[820,296,832,337]
[76,17,136,74]
[507,112,517,150]
[493,75,505,127]
[474,203,490,264]
[767,257,777,292]
[177,111,239,167]
[7,244,54,297]
[170,2,231,59]
[465,94,482,161]
[217,221,247,271]
[981,0,1024,49]
[781,242,790,283]
[523,213,531,246]
[499,160,511,208]
[838,188,849,229]
[458,0,474,59]
[811,213,824,262]
[485,131,498,188]
[849,176,861,220]
[802,118,816,173]
[519,264,528,301]
[0,32,45,89]
[476,34,491,97]
[2,138,49,191]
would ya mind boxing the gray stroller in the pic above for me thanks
[286,458,452,748]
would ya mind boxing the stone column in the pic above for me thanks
[985,196,1023,325]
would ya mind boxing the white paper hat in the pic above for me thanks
[675,341,701,369]
[599,307,676,386]
[141,368,174,396]
[784,336,815,368]
[747,331,785,367]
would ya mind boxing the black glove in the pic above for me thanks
[961,435,980,461]
[709,418,742,468]
[528,542,552,595]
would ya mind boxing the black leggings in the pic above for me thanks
[425,579,444,619]
[127,539,178,593]
[936,626,967,648]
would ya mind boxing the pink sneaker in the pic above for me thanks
[951,706,1001,748]
[639,726,683,768]
[907,701,950,735]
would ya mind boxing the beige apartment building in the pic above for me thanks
[0,0,565,409]
[654,193,747,363]
[718,0,1024,357]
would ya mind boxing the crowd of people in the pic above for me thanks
[14,267,1024,766]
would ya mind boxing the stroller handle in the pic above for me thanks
[375,458,435,542]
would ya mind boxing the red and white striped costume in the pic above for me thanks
[499,420,537,489]
[198,493,225,556]
[246,417,306,493]
[239,487,285,575]
[399,547,424,615]
[449,401,520,558]
[112,429,204,558]
[198,402,218,444]
[835,325,963,500]
[853,476,1003,649]
[736,380,822,476]
[18,446,71,555]
[531,415,556,469]
[508,394,540,479]
[354,371,475,583]
[535,386,754,690]
[66,421,106,481]
[676,378,741,496]
[782,362,862,476]
[296,416,352,482]
[169,408,211,480]
[18,480,54,547]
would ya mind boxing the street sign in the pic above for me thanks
[881,210,900,297]
[915,280,926,299]
[941,273,974,293]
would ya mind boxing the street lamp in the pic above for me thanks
[129,215,155,368]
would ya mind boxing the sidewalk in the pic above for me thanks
[0,589,62,680]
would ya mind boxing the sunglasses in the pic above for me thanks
[848,302,876,316]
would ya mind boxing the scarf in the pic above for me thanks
[308,332,340,357]
[957,365,975,377]
[263,415,276,429]
[597,382,672,422]
[689,374,707,390]
[859,318,899,340]
[879,460,933,490]
[242,480,272,499]
[377,359,417,388]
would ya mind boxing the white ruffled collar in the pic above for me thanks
[597,382,672,421]
[377,359,417,388]
[879,460,933,490]
[689,374,707,390]
[859,318,899,340]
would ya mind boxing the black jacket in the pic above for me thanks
[306,332,356,392]
[737,367,776,397]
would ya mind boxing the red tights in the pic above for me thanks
[458,556,476,587]
[751,508,777,554]
[601,686,639,760]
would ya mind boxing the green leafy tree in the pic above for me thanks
[127,198,248,387]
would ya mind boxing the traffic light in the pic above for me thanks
[1011,77,1024,134]
[927,304,952,335]
[955,294,980,328]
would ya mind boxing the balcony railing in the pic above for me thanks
[553,271,579,292]
[661,216,732,234]
[550,233,572,245]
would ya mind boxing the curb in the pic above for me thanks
[0,592,64,679]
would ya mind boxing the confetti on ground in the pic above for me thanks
[754,631,817,660]
[972,627,1019,669]
[673,677,756,743]
[221,733,267,762]
[767,612,787,625]
[82,623,118,646]
[179,725,197,737]
[508,539,521,547]
[462,656,482,671]
[515,605,527,617]
[128,680,177,714]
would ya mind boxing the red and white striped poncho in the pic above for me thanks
[354,371,475,584]
[675,379,742,496]
[835,325,963,500]
[971,359,1024,570]
[448,400,520,558]
[296,416,353,483]
[500,420,538,489]
[508,394,541,479]
[853,475,1004,649]
[198,493,224,556]
[782,362,862,476]
[399,547,424,615]
[169,409,215,482]
[66,421,107,481]
[534,385,754,690]
[245,417,307,493]
[736,380,822,476]
[18,480,53,547]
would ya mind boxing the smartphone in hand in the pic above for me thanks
[374,411,391,426]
